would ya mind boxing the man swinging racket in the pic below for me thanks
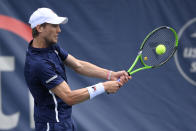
[24,8,130,131]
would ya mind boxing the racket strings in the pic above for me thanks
[141,28,176,67]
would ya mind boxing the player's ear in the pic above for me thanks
[36,24,44,33]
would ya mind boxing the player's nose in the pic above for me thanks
[57,25,61,33]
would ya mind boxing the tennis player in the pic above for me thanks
[24,8,130,131]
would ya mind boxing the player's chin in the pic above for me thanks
[52,39,58,44]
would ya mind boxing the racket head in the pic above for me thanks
[140,26,178,68]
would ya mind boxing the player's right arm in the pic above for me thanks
[50,80,122,106]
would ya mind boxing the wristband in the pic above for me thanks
[87,83,105,99]
[107,71,112,80]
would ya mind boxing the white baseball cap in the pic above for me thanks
[29,8,68,28]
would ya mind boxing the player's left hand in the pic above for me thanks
[110,70,131,82]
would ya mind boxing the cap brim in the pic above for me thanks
[47,17,68,25]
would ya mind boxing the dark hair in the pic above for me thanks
[32,23,47,38]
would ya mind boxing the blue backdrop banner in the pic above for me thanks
[0,0,196,131]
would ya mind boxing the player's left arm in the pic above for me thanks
[64,54,130,81]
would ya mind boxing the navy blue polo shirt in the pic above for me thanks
[24,40,72,123]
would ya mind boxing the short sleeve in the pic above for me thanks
[37,60,64,90]
[55,45,68,61]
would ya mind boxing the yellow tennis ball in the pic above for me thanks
[156,44,166,55]
[144,56,148,61]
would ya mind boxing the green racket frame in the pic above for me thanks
[127,26,178,76]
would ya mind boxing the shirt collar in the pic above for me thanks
[28,40,55,53]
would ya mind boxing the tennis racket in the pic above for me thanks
[126,26,178,76]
